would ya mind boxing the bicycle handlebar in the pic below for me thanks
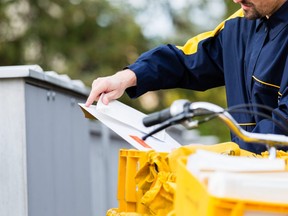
[143,100,191,127]
[143,100,288,150]
[190,102,288,146]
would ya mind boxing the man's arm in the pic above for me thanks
[86,9,243,105]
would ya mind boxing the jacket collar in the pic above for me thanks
[256,1,288,40]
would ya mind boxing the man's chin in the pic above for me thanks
[243,10,261,20]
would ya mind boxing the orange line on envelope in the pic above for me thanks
[129,135,152,149]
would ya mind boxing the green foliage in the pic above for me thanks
[0,0,240,142]
[0,0,149,84]
[224,0,242,16]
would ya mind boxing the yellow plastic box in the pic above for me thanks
[175,158,288,216]
[109,148,170,216]
[116,149,149,213]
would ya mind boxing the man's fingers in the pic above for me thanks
[85,90,101,107]
[85,70,134,106]
[101,94,110,105]
[102,90,123,105]
[85,79,108,106]
[85,95,96,107]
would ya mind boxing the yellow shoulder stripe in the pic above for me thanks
[177,9,244,55]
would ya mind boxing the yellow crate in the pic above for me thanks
[117,149,149,213]
[112,148,170,216]
[110,142,254,216]
[175,158,288,216]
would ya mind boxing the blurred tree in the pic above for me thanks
[0,0,149,84]
[0,0,242,142]
[224,0,241,16]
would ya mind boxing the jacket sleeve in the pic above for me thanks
[125,22,227,98]
[125,10,246,98]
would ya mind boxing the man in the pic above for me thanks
[86,0,288,154]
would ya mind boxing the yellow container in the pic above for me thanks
[117,149,150,213]
[109,142,255,215]
[110,149,170,216]
[175,158,288,216]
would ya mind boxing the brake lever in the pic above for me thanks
[142,112,189,140]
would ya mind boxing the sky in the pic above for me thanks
[108,0,226,39]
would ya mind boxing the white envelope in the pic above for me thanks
[79,95,181,152]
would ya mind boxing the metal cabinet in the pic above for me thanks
[25,83,92,216]
[0,65,131,216]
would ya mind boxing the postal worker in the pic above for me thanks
[86,0,288,154]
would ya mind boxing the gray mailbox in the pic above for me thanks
[0,65,131,216]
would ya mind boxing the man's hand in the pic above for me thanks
[85,69,136,106]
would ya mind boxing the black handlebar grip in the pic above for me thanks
[143,108,171,127]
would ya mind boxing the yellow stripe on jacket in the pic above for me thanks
[177,9,244,55]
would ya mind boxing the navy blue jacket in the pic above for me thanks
[126,4,288,154]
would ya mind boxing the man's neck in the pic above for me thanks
[266,0,287,18]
